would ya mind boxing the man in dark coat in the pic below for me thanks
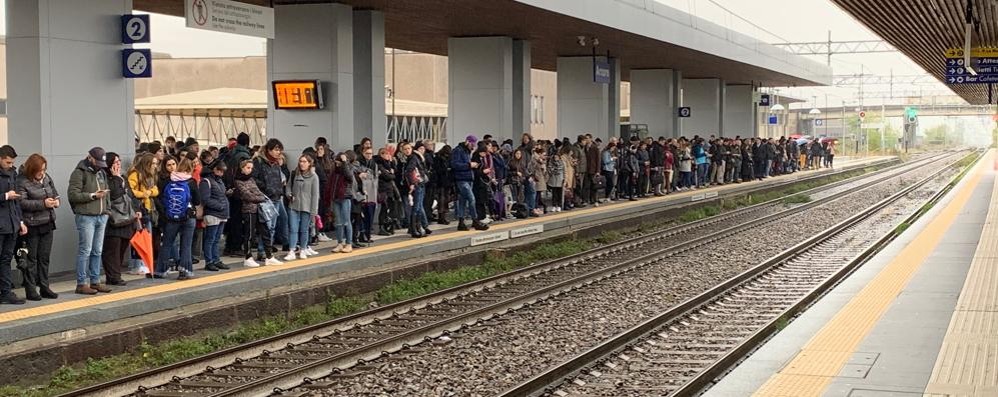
[0,145,26,304]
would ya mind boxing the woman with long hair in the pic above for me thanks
[328,151,355,253]
[284,154,320,261]
[102,152,140,285]
[154,157,201,279]
[15,154,60,300]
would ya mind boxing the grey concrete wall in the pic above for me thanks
[557,56,609,141]
[681,78,721,137]
[512,40,531,140]
[631,69,677,138]
[447,37,514,145]
[7,0,137,276]
[724,85,755,138]
[267,3,356,153]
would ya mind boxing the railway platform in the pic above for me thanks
[0,156,887,373]
[705,151,996,397]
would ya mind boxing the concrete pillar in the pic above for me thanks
[607,58,621,142]
[723,84,755,138]
[680,78,722,137]
[630,69,679,138]
[7,0,136,276]
[448,36,527,145]
[673,70,683,137]
[268,3,355,153]
[557,56,612,142]
[353,10,386,148]
[512,40,531,139]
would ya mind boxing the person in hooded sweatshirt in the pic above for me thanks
[153,157,201,280]
[284,154,320,261]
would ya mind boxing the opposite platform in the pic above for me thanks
[705,151,993,397]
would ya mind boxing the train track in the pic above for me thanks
[60,154,945,397]
[497,152,979,397]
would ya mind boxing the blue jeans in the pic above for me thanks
[202,222,225,264]
[288,209,312,251]
[333,199,352,244]
[696,163,709,186]
[157,218,196,276]
[524,180,536,211]
[455,181,477,220]
[411,185,429,229]
[75,214,108,286]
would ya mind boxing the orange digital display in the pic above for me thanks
[273,80,324,110]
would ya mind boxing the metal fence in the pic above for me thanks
[135,111,267,146]
[386,115,447,144]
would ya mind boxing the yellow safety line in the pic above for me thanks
[0,160,874,324]
[752,151,991,397]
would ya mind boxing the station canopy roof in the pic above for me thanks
[830,0,997,104]
[135,0,830,87]
[134,87,448,117]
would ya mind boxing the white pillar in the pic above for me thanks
[723,85,755,138]
[630,69,679,138]
[680,78,722,137]
[447,37,520,145]
[673,70,683,138]
[512,40,531,140]
[353,10,386,149]
[268,3,355,153]
[557,56,611,142]
[7,0,136,276]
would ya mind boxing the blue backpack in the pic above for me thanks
[162,180,192,221]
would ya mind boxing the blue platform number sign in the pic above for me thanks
[121,14,150,44]
[759,94,771,107]
[122,49,152,78]
[678,107,692,118]
[593,60,611,84]
[768,115,778,125]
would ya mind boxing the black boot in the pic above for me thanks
[472,220,489,231]
[24,287,41,301]
[457,219,469,231]
[39,286,58,299]
[423,225,433,236]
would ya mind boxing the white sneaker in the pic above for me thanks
[265,257,283,266]
[283,252,297,262]
[243,258,260,268]
[298,251,309,260]
[482,217,493,224]
[317,234,333,242]
[305,247,319,256]
[332,244,343,253]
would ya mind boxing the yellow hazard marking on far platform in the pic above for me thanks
[752,151,990,397]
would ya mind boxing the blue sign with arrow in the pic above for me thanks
[946,74,998,84]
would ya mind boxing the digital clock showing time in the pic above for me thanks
[273,80,324,110]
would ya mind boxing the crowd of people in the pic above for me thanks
[0,132,836,304]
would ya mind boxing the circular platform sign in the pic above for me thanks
[122,49,152,78]
[678,107,692,118]
[120,14,150,44]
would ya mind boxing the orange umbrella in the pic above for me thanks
[130,228,155,274]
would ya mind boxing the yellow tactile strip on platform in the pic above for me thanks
[926,162,998,397]
[752,152,990,397]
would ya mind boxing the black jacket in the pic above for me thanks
[253,157,286,201]
[0,167,22,235]
[15,172,57,228]
[105,174,137,239]
[199,173,229,220]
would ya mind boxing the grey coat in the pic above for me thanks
[546,156,565,188]
[286,169,320,215]
[16,172,59,227]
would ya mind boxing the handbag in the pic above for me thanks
[109,183,137,227]
[593,174,606,190]
[258,198,278,224]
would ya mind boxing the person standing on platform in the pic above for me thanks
[451,135,488,231]
[234,159,273,266]
[356,147,379,244]
[253,139,287,256]
[200,159,230,271]
[102,153,139,286]
[285,154,320,261]
[405,142,431,238]
[68,147,111,295]
[223,133,252,257]
[328,151,355,253]
[128,153,159,274]
[155,157,200,280]
[15,153,59,300]
[0,146,26,304]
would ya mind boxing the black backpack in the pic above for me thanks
[512,203,529,219]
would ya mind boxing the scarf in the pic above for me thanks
[170,171,192,182]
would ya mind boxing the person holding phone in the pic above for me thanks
[15,153,59,300]
[68,147,112,295]
[0,145,26,304]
